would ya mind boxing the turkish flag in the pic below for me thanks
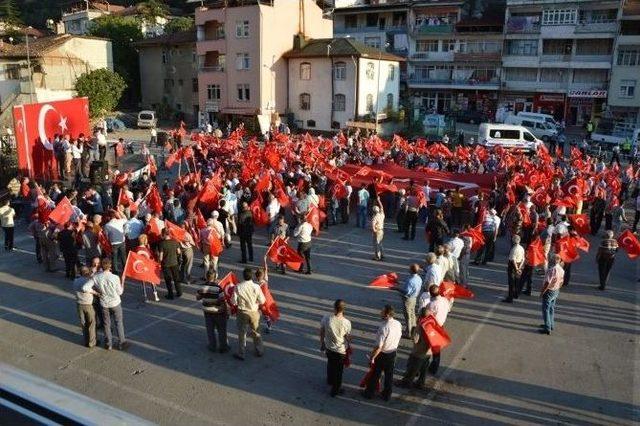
[532,189,551,208]
[255,173,271,193]
[48,196,73,225]
[259,282,280,322]
[562,178,587,201]
[418,315,451,353]
[369,272,398,288]
[208,229,223,257]
[218,272,239,314]
[439,280,474,299]
[123,251,162,285]
[117,190,132,207]
[195,209,207,230]
[146,218,162,243]
[98,230,112,256]
[165,151,179,169]
[553,196,577,209]
[146,186,163,215]
[12,97,90,179]
[306,205,326,235]
[266,237,304,270]
[568,214,590,235]
[359,362,380,392]
[526,237,546,266]
[460,225,484,252]
[250,198,270,226]
[198,179,220,209]
[617,230,640,259]
[164,220,186,242]
[555,236,580,263]
[573,235,590,252]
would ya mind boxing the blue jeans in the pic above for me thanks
[357,205,367,228]
[542,290,559,331]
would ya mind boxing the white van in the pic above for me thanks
[517,112,559,129]
[137,110,157,128]
[504,115,557,141]
[478,123,542,152]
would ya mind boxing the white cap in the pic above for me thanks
[212,211,219,218]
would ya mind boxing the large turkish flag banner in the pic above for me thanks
[12,97,90,180]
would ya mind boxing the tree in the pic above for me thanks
[164,16,194,34]
[87,15,142,106]
[0,0,23,27]
[75,68,127,118]
[137,0,169,23]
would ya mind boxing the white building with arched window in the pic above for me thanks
[284,37,402,132]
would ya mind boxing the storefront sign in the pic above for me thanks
[539,94,564,102]
[568,90,607,98]
[205,101,219,112]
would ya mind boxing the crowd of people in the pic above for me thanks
[2,123,638,402]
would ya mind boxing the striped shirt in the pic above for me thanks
[198,283,226,313]
[597,238,618,258]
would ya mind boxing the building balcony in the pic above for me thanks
[335,24,407,34]
[196,39,225,56]
[575,20,617,33]
[502,55,539,67]
[410,24,455,35]
[502,80,608,92]
[410,52,454,61]
[408,76,500,90]
[454,52,502,62]
[200,65,225,73]
[506,18,540,34]
[540,54,612,68]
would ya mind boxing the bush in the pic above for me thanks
[75,68,127,118]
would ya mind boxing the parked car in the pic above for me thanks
[453,110,488,124]
[504,114,557,142]
[137,110,157,129]
[105,117,126,132]
[516,111,560,129]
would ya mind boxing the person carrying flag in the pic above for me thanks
[231,267,266,361]
[399,307,429,390]
[320,299,352,397]
[196,271,230,353]
[596,230,618,291]
[200,216,224,281]
[158,228,182,299]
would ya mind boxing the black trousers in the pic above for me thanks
[475,232,496,263]
[204,312,229,351]
[239,234,253,263]
[162,265,182,297]
[507,263,520,301]
[99,146,107,161]
[364,351,396,399]
[633,210,640,232]
[402,354,428,386]
[597,257,615,289]
[519,264,533,294]
[326,349,345,395]
[297,242,311,273]
[590,199,605,234]
[56,156,65,179]
[404,210,418,240]
[563,262,572,287]
[63,252,78,279]
[396,210,406,232]
[3,226,14,250]
[339,198,349,224]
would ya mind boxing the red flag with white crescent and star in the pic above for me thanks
[568,214,591,235]
[265,237,304,270]
[123,251,162,286]
[617,230,640,259]
[419,315,451,354]
[48,196,73,225]
[12,98,90,179]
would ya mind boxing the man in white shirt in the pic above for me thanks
[371,197,385,261]
[231,267,266,360]
[294,215,313,274]
[96,130,107,161]
[320,299,352,397]
[103,209,127,275]
[357,185,370,229]
[475,208,501,264]
[93,258,128,351]
[363,304,402,401]
[0,199,16,251]
[505,235,525,303]
[426,284,451,326]
[266,193,281,236]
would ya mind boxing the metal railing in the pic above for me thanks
[200,65,225,72]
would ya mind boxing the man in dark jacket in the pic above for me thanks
[427,209,450,253]
[58,223,79,279]
[238,201,254,263]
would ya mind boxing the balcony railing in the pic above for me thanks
[540,54,612,63]
[506,18,541,34]
[335,24,407,33]
[200,65,225,72]
[408,76,500,86]
[575,20,617,33]
[410,52,454,61]
[410,24,455,35]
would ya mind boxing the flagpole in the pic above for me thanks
[142,281,148,302]
[121,251,131,288]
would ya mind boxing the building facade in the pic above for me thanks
[134,31,199,124]
[604,0,640,139]
[195,0,333,127]
[501,0,620,125]
[285,38,401,132]
[332,0,504,120]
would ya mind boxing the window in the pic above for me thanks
[521,120,535,128]
[334,62,346,80]
[364,36,381,48]
[333,94,346,111]
[505,67,538,82]
[207,84,220,100]
[163,79,174,92]
[542,9,577,25]
[540,68,568,83]
[620,80,636,98]
[178,79,183,86]
[306,120,316,128]
[300,93,311,110]
[617,47,640,66]
[523,131,536,142]
[576,39,612,55]
[366,94,374,113]
[236,53,250,70]
[192,49,197,63]
[388,64,395,81]
[162,50,168,64]
[386,93,393,110]
[236,20,249,38]
[489,129,520,139]
[366,13,379,27]
[507,40,539,56]
[192,78,199,93]
[176,103,182,111]
[573,69,608,83]
[344,15,358,29]
[543,39,573,55]
[416,40,438,52]
[442,39,456,52]
[300,62,311,80]
[237,84,250,101]
[366,62,375,80]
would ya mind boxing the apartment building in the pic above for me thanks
[134,31,199,124]
[604,0,640,140]
[195,0,333,127]
[332,0,504,119]
[501,0,620,125]
[284,37,402,132]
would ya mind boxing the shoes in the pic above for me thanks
[401,237,409,240]
[598,286,605,291]
[501,298,513,303]
[382,394,391,402]
[522,291,532,296]
[104,343,112,351]
[233,354,245,361]
[176,293,183,298]
[538,329,551,335]
[304,271,311,275]
[361,391,373,400]
[238,260,247,264]
[207,345,217,353]
[118,341,130,351]
[164,294,174,300]
[255,351,264,358]
[219,346,230,354]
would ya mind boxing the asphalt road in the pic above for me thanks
[0,212,638,425]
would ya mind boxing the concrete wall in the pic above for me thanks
[287,56,357,131]
[608,35,640,108]
[356,57,400,116]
